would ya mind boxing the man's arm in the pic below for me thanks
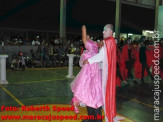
[83,47,104,65]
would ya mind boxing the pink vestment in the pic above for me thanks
[70,40,103,108]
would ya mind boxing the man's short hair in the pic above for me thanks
[139,36,146,43]
[105,24,114,32]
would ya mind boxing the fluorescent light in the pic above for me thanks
[145,30,154,33]
[128,33,133,36]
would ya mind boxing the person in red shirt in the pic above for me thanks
[121,38,137,84]
[116,38,128,87]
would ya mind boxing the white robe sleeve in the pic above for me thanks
[88,47,104,64]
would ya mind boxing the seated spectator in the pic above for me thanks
[30,49,36,60]
[18,51,25,70]
[32,40,36,46]
[11,54,18,70]
[54,36,59,45]
[35,39,41,45]
[58,44,65,66]
[48,43,55,67]
[43,45,50,67]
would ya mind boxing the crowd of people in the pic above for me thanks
[116,36,163,86]
[8,36,84,70]
[1,33,163,82]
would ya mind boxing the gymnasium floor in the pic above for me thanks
[0,67,162,122]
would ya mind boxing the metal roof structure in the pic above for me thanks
[0,0,161,34]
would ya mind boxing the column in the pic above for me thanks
[60,0,66,43]
[155,0,160,31]
[0,55,8,84]
[115,0,121,40]
[66,54,76,78]
[158,5,163,38]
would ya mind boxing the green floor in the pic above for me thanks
[0,67,163,122]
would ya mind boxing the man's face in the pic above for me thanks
[127,39,131,44]
[103,26,112,39]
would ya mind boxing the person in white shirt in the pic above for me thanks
[83,24,124,122]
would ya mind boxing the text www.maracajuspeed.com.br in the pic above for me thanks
[1,114,104,121]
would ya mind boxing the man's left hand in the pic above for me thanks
[83,59,89,65]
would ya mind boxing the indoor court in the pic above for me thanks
[0,67,162,122]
